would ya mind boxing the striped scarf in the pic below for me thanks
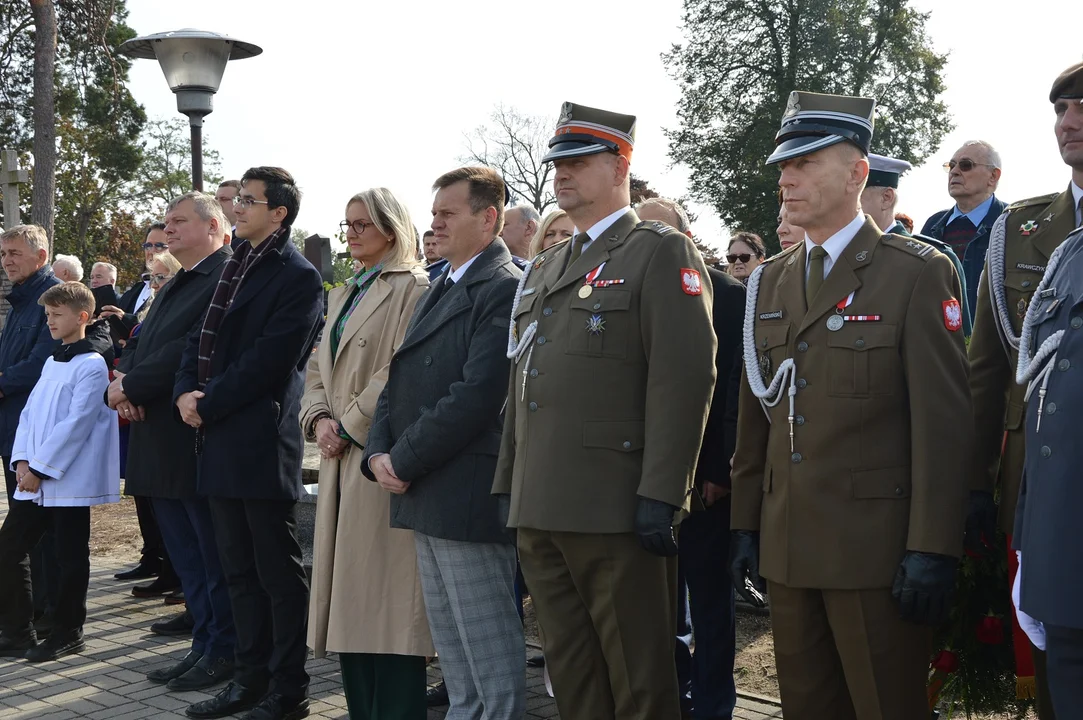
[197,226,289,387]
[331,263,383,358]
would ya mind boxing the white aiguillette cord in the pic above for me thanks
[1015,234,1074,432]
[507,261,538,402]
[986,213,1022,356]
[743,264,798,451]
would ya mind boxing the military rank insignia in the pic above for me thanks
[1020,220,1039,236]
[759,353,772,381]
[681,268,702,295]
[943,299,963,332]
[1017,297,1028,319]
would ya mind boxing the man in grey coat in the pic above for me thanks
[362,166,525,719]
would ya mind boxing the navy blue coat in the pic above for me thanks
[362,240,521,544]
[174,234,324,501]
[920,195,1008,322]
[1015,226,1083,629]
[0,267,61,457]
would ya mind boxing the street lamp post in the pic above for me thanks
[119,29,261,191]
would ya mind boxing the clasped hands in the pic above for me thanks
[175,391,205,428]
[15,460,41,493]
[370,453,410,494]
[315,417,349,460]
[107,371,145,422]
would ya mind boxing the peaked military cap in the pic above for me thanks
[766,91,876,165]
[542,102,636,163]
[866,153,913,189]
[1050,61,1083,102]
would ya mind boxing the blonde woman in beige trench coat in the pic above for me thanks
[300,188,434,720]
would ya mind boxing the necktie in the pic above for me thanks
[568,233,590,265]
[806,246,828,308]
[1076,195,1082,226]
[445,277,456,289]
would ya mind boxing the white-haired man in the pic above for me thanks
[500,205,540,260]
[88,262,117,289]
[52,255,84,283]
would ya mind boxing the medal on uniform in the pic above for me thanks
[579,262,606,299]
[578,285,593,299]
[826,291,855,331]
[826,315,844,332]
[586,314,606,335]
[1020,220,1039,236]
[1017,297,1028,319]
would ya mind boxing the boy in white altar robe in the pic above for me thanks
[0,282,119,662]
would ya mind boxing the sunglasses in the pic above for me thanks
[141,273,172,284]
[142,242,168,250]
[727,253,755,264]
[943,159,996,173]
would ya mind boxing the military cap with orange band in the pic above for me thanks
[541,102,636,163]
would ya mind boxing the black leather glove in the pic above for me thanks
[634,497,679,557]
[963,490,997,556]
[892,551,959,626]
[728,530,767,608]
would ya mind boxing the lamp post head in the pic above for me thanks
[119,29,261,120]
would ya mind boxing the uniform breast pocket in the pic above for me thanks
[1004,270,1042,333]
[826,324,898,397]
[755,324,789,382]
[566,289,631,358]
[512,293,539,334]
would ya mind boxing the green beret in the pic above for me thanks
[1050,62,1083,102]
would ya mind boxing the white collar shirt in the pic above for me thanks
[804,213,866,281]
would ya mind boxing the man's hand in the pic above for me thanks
[118,402,146,422]
[964,490,997,556]
[892,551,959,626]
[98,305,125,319]
[107,375,128,410]
[703,481,730,507]
[316,417,349,459]
[18,468,41,493]
[15,460,29,482]
[371,453,409,494]
[176,391,205,428]
[634,497,679,556]
[729,530,767,608]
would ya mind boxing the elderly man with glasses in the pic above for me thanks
[920,140,1008,319]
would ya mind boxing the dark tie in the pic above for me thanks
[445,278,456,289]
[806,246,828,307]
[568,233,590,264]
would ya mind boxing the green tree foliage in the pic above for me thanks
[664,0,953,253]
[131,117,222,215]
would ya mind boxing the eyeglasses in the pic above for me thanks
[340,219,376,235]
[727,253,754,264]
[232,196,270,209]
[142,273,172,284]
[943,159,996,173]
[142,242,168,250]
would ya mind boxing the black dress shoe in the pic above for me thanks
[25,631,85,662]
[186,681,266,719]
[114,560,160,581]
[132,576,181,598]
[526,653,545,668]
[168,655,234,691]
[243,693,310,720]
[426,681,449,707]
[147,650,202,683]
[0,632,37,659]
[164,589,186,606]
[151,611,195,637]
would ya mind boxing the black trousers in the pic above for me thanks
[3,460,59,617]
[133,494,177,582]
[208,497,309,697]
[0,498,90,637]
[1046,624,1083,719]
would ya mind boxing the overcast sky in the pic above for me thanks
[124,0,1082,252]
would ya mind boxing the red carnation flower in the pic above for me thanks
[931,650,959,674]
[975,615,1004,645]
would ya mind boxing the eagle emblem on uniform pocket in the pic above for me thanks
[943,299,962,332]
[681,268,702,295]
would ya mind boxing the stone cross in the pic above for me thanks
[1,149,29,231]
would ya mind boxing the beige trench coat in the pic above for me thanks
[300,263,434,658]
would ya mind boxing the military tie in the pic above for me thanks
[806,245,828,307]
[567,232,590,265]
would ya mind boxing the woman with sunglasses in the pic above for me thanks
[726,231,767,283]
[300,188,434,719]
[135,252,182,323]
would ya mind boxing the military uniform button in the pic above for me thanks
[622,441,632,450]
[1041,445,1052,458]
[1058,359,1070,371]
[529,402,538,412]
[543,307,553,316]
[791,453,802,464]
[797,342,808,352]
[1072,317,1083,329]
[797,378,807,389]
[537,336,546,345]
[1022,280,1032,289]
[1046,402,1057,415]
[762,338,768,348]
[855,339,865,349]
[419,405,428,414]
[424,356,432,366]
[530,368,539,378]
[593,302,601,311]
[894,487,904,496]
[795,415,805,425]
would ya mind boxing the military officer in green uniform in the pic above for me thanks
[966,60,1083,719]
[492,102,716,720]
[729,91,972,720]
[861,152,972,335]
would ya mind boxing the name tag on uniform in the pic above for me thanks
[759,310,783,321]
[1016,262,1047,273]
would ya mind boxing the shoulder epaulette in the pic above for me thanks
[531,238,570,265]
[763,242,801,265]
[1007,193,1060,212]
[881,233,937,260]
[635,220,677,236]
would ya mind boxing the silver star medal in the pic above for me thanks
[586,314,606,335]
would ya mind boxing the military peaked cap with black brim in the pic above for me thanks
[766,91,876,165]
[1050,61,1083,102]
[542,102,636,163]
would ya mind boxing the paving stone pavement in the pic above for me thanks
[0,542,782,719]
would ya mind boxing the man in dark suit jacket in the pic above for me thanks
[362,166,525,719]
[637,198,745,719]
[107,192,236,692]
[174,168,324,720]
